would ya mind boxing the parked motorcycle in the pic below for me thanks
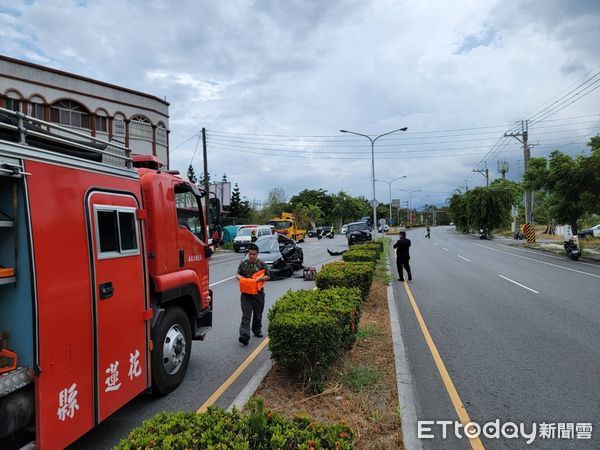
[563,239,581,261]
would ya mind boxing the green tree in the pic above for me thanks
[289,189,335,223]
[187,164,197,184]
[330,191,370,227]
[524,150,591,234]
[293,203,323,229]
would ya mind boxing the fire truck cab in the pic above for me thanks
[0,108,213,449]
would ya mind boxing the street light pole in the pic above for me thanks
[398,189,422,227]
[340,127,408,239]
[375,176,407,226]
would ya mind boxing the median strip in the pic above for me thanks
[401,281,485,450]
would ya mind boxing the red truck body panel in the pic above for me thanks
[25,160,150,450]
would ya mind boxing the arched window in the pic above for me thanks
[95,109,108,133]
[4,91,22,112]
[156,121,167,146]
[50,100,90,129]
[113,113,126,139]
[27,95,45,120]
[129,116,152,141]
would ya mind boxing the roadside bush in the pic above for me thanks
[116,398,353,449]
[268,287,362,392]
[342,247,378,263]
[316,261,375,300]
[359,241,384,256]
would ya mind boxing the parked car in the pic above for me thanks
[341,224,349,235]
[245,233,304,279]
[378,224,389,233]
[578,224,600,238]
[346,221,372,246]
[233,225,271,252]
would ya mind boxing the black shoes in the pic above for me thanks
[239,335,249,346]
[254,332,264,338]
[399,278,404,282]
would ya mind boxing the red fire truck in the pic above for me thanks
[0,108,213,449]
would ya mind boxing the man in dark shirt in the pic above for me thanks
[236,243,270,346]
[393,231,412,282]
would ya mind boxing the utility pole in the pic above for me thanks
[497,160,509,179]
[473,162,489,187]
[202,128,210,224]
[505,120,533,225]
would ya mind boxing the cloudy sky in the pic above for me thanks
[1,0,599,207]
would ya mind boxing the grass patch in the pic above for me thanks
[355,323,382,342]
[338,364,381,393]
[220,242,233,250]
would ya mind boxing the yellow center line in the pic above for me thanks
[402,281,485,450]
[196,337,270,414]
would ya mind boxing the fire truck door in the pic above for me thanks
[88,192,148,422]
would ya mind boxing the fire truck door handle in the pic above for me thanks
[179,249,184,267]
[99,282,114,300]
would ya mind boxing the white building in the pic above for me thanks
[0,55,170,167]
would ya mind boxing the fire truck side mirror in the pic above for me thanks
[204,246,213,258]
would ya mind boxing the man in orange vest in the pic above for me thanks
[236,243,271,345]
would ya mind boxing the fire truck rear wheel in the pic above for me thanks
[151,306,192,396]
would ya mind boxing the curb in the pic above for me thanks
[386,250,423,450]
[228,358,273,412]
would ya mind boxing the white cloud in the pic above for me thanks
[1,0,599,204]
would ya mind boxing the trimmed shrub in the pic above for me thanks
[268,287,362,391]
[342,247,378,263]
[316,261,374,301]
[357,242,383,257]
[116,398,353,449]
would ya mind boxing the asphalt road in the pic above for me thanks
[392,226,600,449]
[69,236,346,449]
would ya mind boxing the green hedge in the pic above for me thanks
[316,261,375,301]
[268,287,362,392]
[342,247,378,263]
[116,398,353,449]
[357,241,383,257]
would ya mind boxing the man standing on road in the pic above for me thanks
[425,225,431,238]
[236,243,270,346]
[394,231,412,282]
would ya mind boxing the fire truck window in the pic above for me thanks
[98,210,119,253]
[175,189,205,241]
[118,212,138,251]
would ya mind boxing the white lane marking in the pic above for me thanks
[209,275,237,287]
[442,247,450,252]
[433,242,439,246]
[457,255,471,262]
[474,243,600,279]
[497,243,600,268]
[498,275,539,294]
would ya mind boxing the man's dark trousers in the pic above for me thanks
[239,291,265,338]
[396,257,412,281]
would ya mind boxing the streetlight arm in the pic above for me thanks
[373,127,408,143]
[339,129,373,143]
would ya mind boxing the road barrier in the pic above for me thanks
[525,223,536,243]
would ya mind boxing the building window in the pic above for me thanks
[113,117,126,138]
[129,116,152,141]
[96,115,108,133]
[27,101,44,120]
[5,97,20,112]
[50,100,90,129]
[156,122,167,146]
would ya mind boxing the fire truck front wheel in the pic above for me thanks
[151,306,192,396]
